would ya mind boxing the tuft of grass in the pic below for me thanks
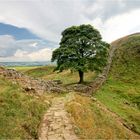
[0,77,52,139]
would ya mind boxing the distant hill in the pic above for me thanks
[0,61,54,67]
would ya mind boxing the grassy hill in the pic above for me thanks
[0,76,53,139]
[110,33,140,83]
[95,33,140,134]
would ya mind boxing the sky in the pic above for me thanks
[0,0,140,62]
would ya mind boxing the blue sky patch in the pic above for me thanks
[0,23,40,40]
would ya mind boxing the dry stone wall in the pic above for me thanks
[0,67,66,95]
[89,44,117,93]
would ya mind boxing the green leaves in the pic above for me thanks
[51,24,110,80]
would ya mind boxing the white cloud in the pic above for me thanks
[0,35,17,57]
[0,35,15,48]
[0,47,53,62]
[14,50,28,58]
[12,48,53,62]
[28,48,53,61]
[30,42,38,47]
[0,0,140,61]
[0,0,84,42]
[83,0,140,21]
[0,0,139,44]
[102,9,140,42]
[0,35,54,61]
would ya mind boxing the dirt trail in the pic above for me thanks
[38,93,79,140]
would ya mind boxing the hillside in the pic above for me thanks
[64,33,140,139]
[95,33,140,134]
[0,75,54,139]
[110,33,140,83]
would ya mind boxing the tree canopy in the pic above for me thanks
[51,24,110,83]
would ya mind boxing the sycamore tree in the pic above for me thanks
[51,24,110,83]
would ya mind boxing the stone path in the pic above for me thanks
[38,94,79,140]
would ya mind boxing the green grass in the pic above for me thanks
[25,65,55,78]
[95,77,140,134]
[7,66,38,72]
[0,77,51,139]
[11,65,96,85]
[8,65,55,78]
[95,33,140,134]
[43,69,96,85]
[66,94,138,139]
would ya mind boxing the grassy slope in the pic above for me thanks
[65,33,140,139]
[25,65,55,78]
[0,77,52,139]
[16,65,96,85]
[66,94,138,139]
[95,33,140,134]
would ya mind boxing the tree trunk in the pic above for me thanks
[78,70,84,83]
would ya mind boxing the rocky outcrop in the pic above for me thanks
[66,84,92,96]
[0,67,66,95]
